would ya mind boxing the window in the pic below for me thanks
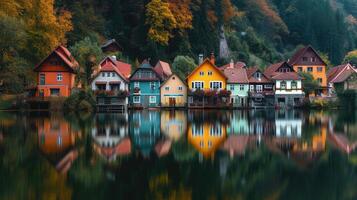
[291,81,297,89]
[149,96,156,103]
[192,81,204,89]
[57,73,62,81]
[280,81,286,89]
[317,67,323,72]
[256,85,263,92]
[208,71,213,76]
[255,72,262,79]
[112,72,115,77]
[210,81,222,90]
[57,136,62,147]
[107,72,110,77]
[165,86,170,91]
[312,57,316,62]
[307,67,313,72]
[240,85,245,91]
[199,71,204,76]
[265,85,273,89]
[298,67,303,72]
[150,82,156,90]
[210,124,222,136]
[229,85,234,91]
[178,86,183,91]
[303,57,308,61]
[102,73,105,77]
[250,85,254,91]
[133,96,140,103]
[317,78,322,84]
[134,82,139,88]
[192,125,203,136]
[39,74,45,85]
[50,88,60,96]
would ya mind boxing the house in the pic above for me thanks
[160,74,187,107]
[34,45,78,97]
[221,60,249,107]
[91,56,131,112]
[246,67,274,107]
[327,63,357,95]
[288,45,328,96]
[101,39,122,53]
[265,62,304,107]
[160,110,187,141]
[154,60,173,80]
[129,60,162,108]
[186,55,229,108]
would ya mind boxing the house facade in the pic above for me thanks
[288,45,328,96]
[246,67,275,107]
[265,62,304,107]
[187,58,228,107]
[221,60,249,107]
[160,74,187,107]
[129,60,162,108]
[34,46,78,97]
[327,63,357,95]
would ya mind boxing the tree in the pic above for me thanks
[299,72,319,97]
[343,50,357,66]
[318,51,332,69]
[172,55,196,80]
[145,0,177,45]
[70,37,105,88]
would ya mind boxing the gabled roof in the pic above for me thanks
[129,59,163,81]
[154,60,172,80]
[288,45,327,66]
[34,45,79,73]
[160,74,187,88]
[246,67,272,83]
[271,72,302,80]
[186,58,227,80]
[93,60,128,82]
[264,61,301,80]
[101,39,122,51]
[264,61,294,77]
[99,56,131,78]
[221,66,249,84]
[327,63,357,83]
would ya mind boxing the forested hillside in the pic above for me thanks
[1,0,357,92]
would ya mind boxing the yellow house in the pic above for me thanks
[187,58,227,91]
[187,122,227,158]
[160,74,187,107]
[288,45,328,95]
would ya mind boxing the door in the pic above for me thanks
[169,97,176,107]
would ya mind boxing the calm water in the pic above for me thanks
[0,109,357,200]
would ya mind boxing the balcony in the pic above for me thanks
[249,91,274,98]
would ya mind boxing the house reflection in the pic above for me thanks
[227,111,250,135]
[129,111,161,157]
[91,114,131,161]
[37,116,78,174]
[248,110,275,135]
[160,110,187,141]
[187,111,227,158]
[275,110,302,138]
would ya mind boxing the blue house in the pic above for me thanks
[129,60,163,108]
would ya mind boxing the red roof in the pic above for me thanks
[327,63,357,83]
[264,62,301,80]
[95,58,129,82]
[271,72,302,80]
[98,56,131,80]
[220,61,247,70]
[246,67,272,83]
[264,62,285,77]
[288,45,326,66]
[154,60,172,80]
[222,67,249,84]
[34,45,79,72]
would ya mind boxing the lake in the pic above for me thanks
[0,109,357,200]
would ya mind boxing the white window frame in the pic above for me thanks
[192,81,204,90]
[199,71,204,76]
[149,96,156,103]
[112,72,115,77]
[150,82,156,90]
[134,82,140,88]
[208,71,213,76]
[229,84,234,91]
[57,73,63,81]
[250,85,254,91]
[210,81,223,90]
[165,86,170,91]
[133,96,140,103]
[240,84,244,91]
[256,85,263,92]
[102,73,105,77]
[178,86,183,91]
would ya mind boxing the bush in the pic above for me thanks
[64,90,96,113]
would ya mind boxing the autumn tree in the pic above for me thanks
[145,0,177,45]
[168,0,193,33]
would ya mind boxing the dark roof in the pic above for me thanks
[288,45,327,66]
[327,63,357,83]
[101,39,122,50]
[246,67,272,83]
[129,59,163,81]
[34,45,79,73]
[264,62,286,77]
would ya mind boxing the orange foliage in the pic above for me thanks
[207,10,218,27]
[168,0,193,32]
[222,0,235,23]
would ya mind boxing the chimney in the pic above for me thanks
[210,52,215,65]
[111,55,117,61]
[229,59,234,69]
[199,54,204,65]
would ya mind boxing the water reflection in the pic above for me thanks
[1,109,357,199]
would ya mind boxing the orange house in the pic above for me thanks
[34,46,78,97]
[288,45,328,95]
